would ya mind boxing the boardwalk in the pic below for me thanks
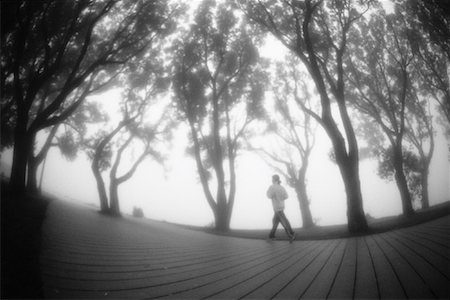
[40,200,450,299]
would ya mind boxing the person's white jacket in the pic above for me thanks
[266,183,288,212]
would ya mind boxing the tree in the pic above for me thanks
[26,125,60,194]
[242,0,371,232]
[254,56,317,228]
[1,0,174,197]
[401,0,450,61]
[403,92,435,209]
[85,57,172,216]
[400,0,449,148]
[346,7,417,216]
[26,85,106,193]
[85,96,171,216]
[377,146,423,209]
[172,0,266,231]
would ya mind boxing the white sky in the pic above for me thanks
[1,0,448,230]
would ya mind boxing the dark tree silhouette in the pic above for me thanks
[1,0,174,197]
[346,7,417,216]
[377,146,423,209]
[399,1,449,142]
[26,125,59,194]
[25,81,106,193]
[254,56,317,229]
[403,90,435,209]
[27,100,106,194]
[242,0,371,232]
[172,0,266,231]
[85,56,173,216]
[403,0,450,61]
[86,99,171,216]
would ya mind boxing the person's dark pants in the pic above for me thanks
[269,210,294,238]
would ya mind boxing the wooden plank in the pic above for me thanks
[136,243,294,299]
[354,236,379,299]
[389,230,450,278]
[242,240,331,299]
[41,200,450,300]
[200,241,320,299]
[407,228,450,247]
[42,244,271,282]
[383,231,450,299]
[364,235,406,299]
[327,237,357,299]
[398,229,450,254]
[273,239,342,299]
[44,243,288,295]
[372,233,434,299]
[161,243,301,299]
[42,245,282,291]
[300,239,347,299]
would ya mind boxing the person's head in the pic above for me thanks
[272,174,281,184]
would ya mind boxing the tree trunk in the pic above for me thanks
[214,197,230,232]
[335,151,368,233]
[299,28,368,233]
[91,163,109,213]
[38,154,47,192]
[420,165,430,209]
[392,145,414,216]
[26,154,39,195]
[109,180,121,216]
[294,171,314,229]
[10,120,31,198]
[211,90,230,232]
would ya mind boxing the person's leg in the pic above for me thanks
[277,211,294,236]
[269,212,280,238]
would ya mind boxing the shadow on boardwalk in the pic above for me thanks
[40,199,450,299]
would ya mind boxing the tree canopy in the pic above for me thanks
[1,0,448,232]
[171,0,267,231]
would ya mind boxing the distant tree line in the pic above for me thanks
[1,0,448,233]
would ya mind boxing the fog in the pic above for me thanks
[1,118,448,229]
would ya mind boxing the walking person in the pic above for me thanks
[267,174,296,242]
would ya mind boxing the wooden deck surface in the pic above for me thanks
[40,200,450,299]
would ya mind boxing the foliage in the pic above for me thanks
[1,0,177,192]
[251,54,318,228]
[347,3,437,210]
[241,0,374,232]
[397,0,450,137]
[171,0,267,231]
[260,55,318,185]
[398,0,450,60]
[377,146,422,204]
[83,31,175,214]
